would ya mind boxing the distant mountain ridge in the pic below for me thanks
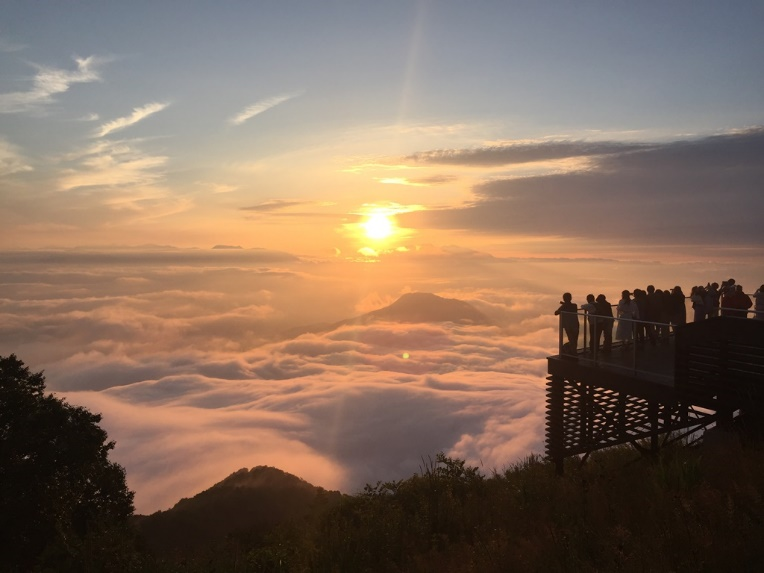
[134,466,342,555]
[282,292,491,338]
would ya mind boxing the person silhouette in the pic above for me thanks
[720,279,737,316]
[594,294,613,353]
[690,285,708,322]
[554,292,579,354]
[724,285,753,318]
[669,285,687,329]
[616,290,639,348]
[633,288,648,343]
[580,294,598,353]
[707,282,721,317]
[644,285,660,345]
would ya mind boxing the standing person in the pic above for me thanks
[580,294,598,353]
[707,282,721,317]
[690,286,707,322]
[633,289,648,343]
[725,285,753,318]
[616,290,639,347]
[554,293,579,354]
[644,285,660,345]
[669,286,687,329]
[595,294,614,354]
[720,279,736,316]
[703,285,715,320]
[754,284,764,320]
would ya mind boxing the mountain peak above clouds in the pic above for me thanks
[363,292,491,325]
[281,292,492,339]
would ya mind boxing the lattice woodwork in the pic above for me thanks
[545,375,716,463]
[546,316,764,471]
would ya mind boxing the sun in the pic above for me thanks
[362,213,395,240]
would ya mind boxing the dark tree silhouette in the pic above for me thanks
[0,354,135,571]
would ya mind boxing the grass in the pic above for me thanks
[132,431,764,572]
[303,435,764,572]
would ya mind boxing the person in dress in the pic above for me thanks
[616,290,639,347]
[690,285,707,322]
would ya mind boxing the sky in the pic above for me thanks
[2,2,764,513]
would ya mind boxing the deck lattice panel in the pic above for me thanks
[545,375,715,460]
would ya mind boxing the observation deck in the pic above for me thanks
[546,309,764,472]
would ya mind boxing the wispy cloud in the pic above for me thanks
[406,140,651,167]
[58,139,167,192]
[342,162,419,174]
[197,182,239,194]
[378,174,456,186]
[240,199,308,212]
[378,178,426,187]
[0,55,105,113]
[96,102,170,138]
[0,138,33,176]
[229,92,300,126]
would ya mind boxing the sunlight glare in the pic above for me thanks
[363,213,395,240]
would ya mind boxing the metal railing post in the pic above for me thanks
[583,313,588,353]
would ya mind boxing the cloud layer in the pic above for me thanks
[2,248,758,513]
[400,129,764,246]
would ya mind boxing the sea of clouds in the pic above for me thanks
[1,247,756,513]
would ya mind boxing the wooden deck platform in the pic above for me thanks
[545,317,764,471]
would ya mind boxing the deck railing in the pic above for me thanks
[557,300,763,381]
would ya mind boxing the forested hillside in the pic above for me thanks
[135,439,764,572]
